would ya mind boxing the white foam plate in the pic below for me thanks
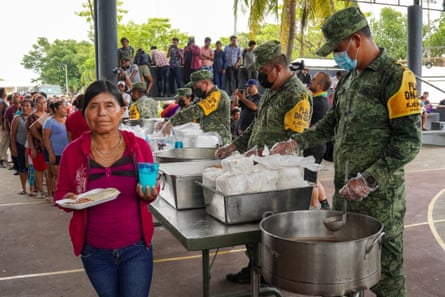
[55,188,121,210]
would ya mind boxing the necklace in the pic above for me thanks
[92,133,123,156]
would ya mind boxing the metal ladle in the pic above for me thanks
[323,160,349,232]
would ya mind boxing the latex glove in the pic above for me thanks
[270,139,298,155]
[215,144,237,159]
[339,173,377,201]
[245,145,261,157]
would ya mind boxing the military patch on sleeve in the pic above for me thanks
[197,91,221,116]
[128,104,140,120]
[284,94,311,133]
[387,70,421,119]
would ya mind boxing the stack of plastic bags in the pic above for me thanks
[202,152,324,196]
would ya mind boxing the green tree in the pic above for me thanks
[234,0,351,59]
[424,14,445,64]
[21,38,93,94]
[369,7,408,60]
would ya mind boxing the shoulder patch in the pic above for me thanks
[284,94,311,133]
[197,91,221,116]
[387,70,421,119]
[129,103,140,120]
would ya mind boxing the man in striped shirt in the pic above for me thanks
[151,46,170,97]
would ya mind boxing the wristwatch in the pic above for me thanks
[362,172,378,189]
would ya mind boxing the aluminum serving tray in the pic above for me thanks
[159,160,221,210]
[154,148,217,163]
[197,182,313,225]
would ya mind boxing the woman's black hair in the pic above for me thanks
[72,94,85,109]
[82,80,124,114]
[48,100,64,113]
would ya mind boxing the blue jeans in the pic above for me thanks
[213,69,225,90]
[81,240,153,297]
[169,66,183,95]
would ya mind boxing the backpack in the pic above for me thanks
[134,51,151,66]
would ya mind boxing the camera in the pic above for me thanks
[113,67,122,74]
[290,60,305,72]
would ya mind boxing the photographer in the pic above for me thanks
[232,79,261,133]
[115,56,142,90]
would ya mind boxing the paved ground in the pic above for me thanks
[0,144,444,297]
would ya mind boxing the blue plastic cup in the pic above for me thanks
[138,162,159,194]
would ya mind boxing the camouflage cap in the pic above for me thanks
[131,82,146,92]
[184,70,213,87]
[316,7,368,57]
[249,40,283,71]
[175,87,192,98]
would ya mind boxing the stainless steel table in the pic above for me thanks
[150,198,282,297]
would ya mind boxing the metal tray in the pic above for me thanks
[197,182,313,224]
[159,160,221,210]
[154,147,217,163]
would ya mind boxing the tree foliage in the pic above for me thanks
[21,38,92,94]
[424,14,445,61]
[369,8,408,60]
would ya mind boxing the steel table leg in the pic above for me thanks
[203,249,210,297]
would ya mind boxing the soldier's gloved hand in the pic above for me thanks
[215,144,237,159]
[270,139,298,155]
[339,173,378,201]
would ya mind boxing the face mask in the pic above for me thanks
[333,39,358,71]
[178,98,186,107]
[258,68,275,89]
[193,87,206,98]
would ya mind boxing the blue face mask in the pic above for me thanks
[333,39,358,71]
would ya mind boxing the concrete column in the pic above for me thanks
[95,0,118,81]
[407,4,422,94]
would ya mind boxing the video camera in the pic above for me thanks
[289,60,305,72]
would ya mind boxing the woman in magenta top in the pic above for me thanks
[54,80,159,297]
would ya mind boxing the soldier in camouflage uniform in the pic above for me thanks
[167,70,232,144]
[215,40,312,284]
[216,40,312,158]
[271,7,422,297]
[128,82,158,119]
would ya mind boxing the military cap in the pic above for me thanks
[175,88,193,98]
[316,7,368,57]
[184,70,213,87]
[131,82,146,92]
[249,40,283,71]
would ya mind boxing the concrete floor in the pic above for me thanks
[0,144,444,297]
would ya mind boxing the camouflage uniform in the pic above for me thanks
[233,40,312,152]
[233,75,311,151]
[170,70,231,144]
[293,7,422,297]
[129,82,158,119]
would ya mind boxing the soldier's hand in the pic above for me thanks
[339,173,377,201]
[270,139,298,155]
[215,144,237,159]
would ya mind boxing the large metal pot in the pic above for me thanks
[260,210,384,297]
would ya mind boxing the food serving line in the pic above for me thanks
[149,147,384,297]
[143,131,384,297]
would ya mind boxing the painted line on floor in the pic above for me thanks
[0,201,47,207]
[428,188,445,251]
[0,248,246,282]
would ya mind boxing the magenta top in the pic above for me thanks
[86,151,141,249]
